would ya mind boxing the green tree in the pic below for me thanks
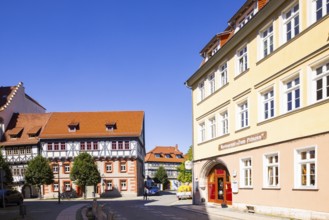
[25,155,54,198]
[70,152,100,198]
[154,166,169,190]
[177,146,193,184]
[0,153,13,187]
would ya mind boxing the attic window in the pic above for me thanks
[155,153,161,158]
[165,154,172,158]
[8,127,23,139]
[105,122,117,131]
[27,126,41,138]
[176,154,183,159]
[68,122,79,132]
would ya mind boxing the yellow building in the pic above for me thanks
[185,0,329,219]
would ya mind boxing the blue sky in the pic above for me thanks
[0,0,246,154]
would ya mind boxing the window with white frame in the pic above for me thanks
[264,154,279,187]
[237,46,248,74]
[283,3,300,42]
[284,76,300,112]
[208,72,216,95]
[240,158,252,187]
[106,180,113,190]
[238,101,249,129]
[199,122,206,142]
[313,0,329,22]
[64,182,71,191]
[262,89,274,120]
[219,63,228,87]
[220,111,228,135]
[120,180,127,191]
[209,117,216,139]
[53,183,59,192]
[198,81,205,102]
[260,24,273,58]
[53,165,59,173]
[64,164,70,173]
[313,62,329,102]
[120,162,127,172]
[295,147,316,188]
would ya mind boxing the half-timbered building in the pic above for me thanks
[39,111,146,198]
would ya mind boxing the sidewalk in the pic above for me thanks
[56,203,86,220]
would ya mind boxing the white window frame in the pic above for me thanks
[53,183,59,192]
[310,0,329,24]
[65,182,71,191]
[236,45,248,75]
[199,122,206,143]
[240,158,252,188]
[261,88,275,120]
[209,116,217,139]
[294,146,317,189]
[237,100,249,130]
[219,62,228,87]
[64,165,70,173]
[220,110,228,136]
[198,80,205,102]
[312,61,329,102]
[263,153,279,188]
[106,180,113,190]
[282,2,300,43]
[282,75,301,113]
[208,72,216,95]
[260,23,274,59]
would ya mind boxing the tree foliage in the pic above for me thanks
[70,152,100,188]
[154,166,169,189]
[25,155,54,193]
[177,146,193,184]
[0,153,13,186]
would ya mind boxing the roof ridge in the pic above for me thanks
[0,82,23,111]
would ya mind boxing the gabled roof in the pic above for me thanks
[40,111,144,139]
[1,113,51,146]
[145,146,185,163]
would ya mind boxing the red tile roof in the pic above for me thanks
[1,113,51,146]
[145,146,185,163]
[40,111,144,139]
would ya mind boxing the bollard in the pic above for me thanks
[19,204,26,218]
[85,206,95,220]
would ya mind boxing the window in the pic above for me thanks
[64,182,71,191]
[47,143,53,151]
[111,141,117,150]
[220,111,228,135]
[87,142,92,150]
[313,62,329,101]
[237,46,248,74]
[165,154,171,158]
[155,153,161,158]
[199,122,206,142]
[295,147,316,188]
[53,183,59,192]
[26,147,31,154]
[54,142,59,151]
[241,158,252,187]
[238,101,249,129]
[219,63,228,87]
[120,162,127,172]
[124,141,130,150]
[284,76,300,112]
[209,117,216,139]
[208,73,216,94]
[93,141,98,150]
[283,3,299,42]
[198,81,205,102]
[118,141,123,150]
[260,24,273,58]
[262,89,274,120]
[120,180,127,191]
[105,163,112,173]
[264,154,279,187]
[313,0,329,22]
[64,164,70,173]
[176,154,183,159]
[236,10,255,32]
[80,142,86,151]
[53,165,59,173]
[105,180,113,191]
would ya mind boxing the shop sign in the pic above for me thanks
[219,131,267,150]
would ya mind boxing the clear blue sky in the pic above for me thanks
[0,0,246,154]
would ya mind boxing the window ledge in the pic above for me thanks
[235,126,250,133]
[234,68,250,80]
[262,187,281,190]
[292,188,319,191]
[239,187,253,190]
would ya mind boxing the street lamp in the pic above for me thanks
[0,167,5,208]
[57,163,62,204]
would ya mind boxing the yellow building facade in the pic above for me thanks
[186,0,329,219]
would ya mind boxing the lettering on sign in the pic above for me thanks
[219,132,267,150]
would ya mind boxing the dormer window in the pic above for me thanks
[68,122,79,132]
[165,154,172,158]
[176,154,183,159]
[8,127,23,139]
[27,126,41,138]
[155,153,161,158]
[105,122,117,131]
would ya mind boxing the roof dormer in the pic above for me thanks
[105,121,117,131]
[8,127,23,139]
[27,126,41,138]
[68,121,79,132]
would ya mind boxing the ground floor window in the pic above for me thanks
[295,147,316,188]
[240,158,252,187]
[120,180,127,191]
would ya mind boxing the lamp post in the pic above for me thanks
[0,167,5,208]
[57,163,61,204]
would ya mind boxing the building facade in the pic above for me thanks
[186,0,329,219]
[144,145,185,190]
[1,111,146,198]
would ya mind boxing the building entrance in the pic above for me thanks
[207,165,232,205]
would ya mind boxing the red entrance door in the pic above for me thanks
[208,168,232,205]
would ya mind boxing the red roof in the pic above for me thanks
[145,146,185,163]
